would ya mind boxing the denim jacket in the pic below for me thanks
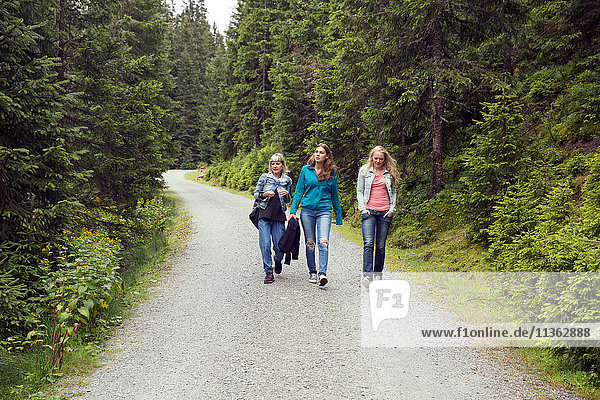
[253,172,293,212]
[356,165,397,213]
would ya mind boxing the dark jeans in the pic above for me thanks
[361,209,392,275]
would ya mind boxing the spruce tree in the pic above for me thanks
[71,0,175,205]
[169,0,214,167]
[0,0,83,336]
[198,29,227,163]
[268,0,330,170]
[225,0,277,153]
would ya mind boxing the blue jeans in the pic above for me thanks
[361,210,392,275]
[258,218,285,273]
[299,208,332,274]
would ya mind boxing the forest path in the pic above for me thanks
[61,170,584,399]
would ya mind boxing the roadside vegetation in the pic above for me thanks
[0,193,190,399]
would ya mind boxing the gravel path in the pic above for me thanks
[60,170,585,399]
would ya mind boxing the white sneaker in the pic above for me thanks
[309,272,318,283]
[362,275,372,289]
[319,274,328,286]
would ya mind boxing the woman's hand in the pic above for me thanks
[277,188,288,196]
[384,211,393,218]
[361,210,370,216]
[263,191,275,198]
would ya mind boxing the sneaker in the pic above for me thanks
[264,272,274,284]
[274,260,282,274]
[319,273,328,286]
[362,275,373,289]
[309,272,318,284]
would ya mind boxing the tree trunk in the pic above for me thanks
[429,16,444,197]
[430,78,443,197]
[58,0,66,81]
[401,127,407,179]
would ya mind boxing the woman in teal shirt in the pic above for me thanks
[290,143,343,286]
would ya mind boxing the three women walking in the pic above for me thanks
[255,144,396,288]
[356,146,398,288]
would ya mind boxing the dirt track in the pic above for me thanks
[60,170,584,399]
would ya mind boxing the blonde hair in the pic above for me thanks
[308,143,335,181]
[269,153,288,174]
[364,146,399,187]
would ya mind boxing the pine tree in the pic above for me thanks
[383,0,525,197]
[225,0,277,153]
[169,0,214,167]
[198,29,227,163]
[0,0,83,335]
[71,0,175,204]
[268,0,331,170]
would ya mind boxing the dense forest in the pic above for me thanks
[192,0,600,274]
[0,0,176,380]
[1,0,600,392]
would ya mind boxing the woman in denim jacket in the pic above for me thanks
[356,146,398,288]
[253,153,293,284]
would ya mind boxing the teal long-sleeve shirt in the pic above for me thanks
[290,165,343,225]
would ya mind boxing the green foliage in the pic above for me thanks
[223,0,278,154]
[268,0,330,159]
[39,229,121,371]
[581,152,600,237]
[72,0,175,205]
[0,0,84,342]
[1,0,176,351]
[204,145,281,192]
[0,270,32,340]
[485,169,600,272]
[454,93,533,242]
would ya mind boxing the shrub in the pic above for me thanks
[37,229,121,371]
[204,145,280,192]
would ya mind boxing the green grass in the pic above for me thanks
[516,348,600,399]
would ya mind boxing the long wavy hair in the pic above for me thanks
[363,145,399,188]
[308,143,335,181]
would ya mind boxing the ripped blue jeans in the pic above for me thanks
[299,208,332,275]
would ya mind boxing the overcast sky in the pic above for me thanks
[171,0,238,34]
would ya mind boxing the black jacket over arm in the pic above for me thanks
[278,217,300,265]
